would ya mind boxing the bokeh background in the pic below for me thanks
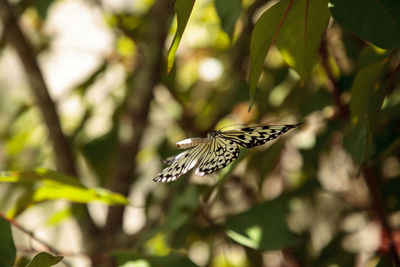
[0,0,399,266]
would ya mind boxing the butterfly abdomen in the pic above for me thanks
[176,138,210,149]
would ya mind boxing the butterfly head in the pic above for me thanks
[207,130,221,139]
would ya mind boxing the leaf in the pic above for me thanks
[275,0,330,80]
[225,197,299,250]
[214,0,241,39]
[167,0,195,73]
[0,217,16,267]
[329,0,400,49]
[134,185,201,247]
[343,118,370,164]
[349,47,387,124]
[26,252,63,267]
[81,127,118,185]
[0,169,129,217]
[33,0,55,19]
[315,236,355,266]
[45,208,73,226]
[114,252,199,267]
[249,0,291,106]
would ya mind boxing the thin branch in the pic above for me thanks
[362,164,400,266]
[319,33,350,119]
[0,213,62,256]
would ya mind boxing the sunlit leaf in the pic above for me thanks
[225,197,299,250]
[0,169,129,217]
[26,252,63,267]
[0,217,16,267]
[214,0,241,39]
[275,0,330,80]
[45,208,73,227]
[167,0,195,73]
[329,0,400,49]
[249,0,291,106]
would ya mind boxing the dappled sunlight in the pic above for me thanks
[0,0,399,266]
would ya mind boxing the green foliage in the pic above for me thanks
[167,0,196,72]
[225,197,299,250]
[275,0,330,80]
[0,169,129,217]
[214,0,241,39]
[249,0,289,104]
[329,0,400,49]
[0,217,16,267]
[25,252,63,267]
[1,0,400,266]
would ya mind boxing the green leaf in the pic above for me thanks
[329,0,400,49]
[225,197,299,250]
[315,236,355,266]
[115,253,199,267]
[343,118,370,164]
[275,0,330,80]
[214,0,241,39]
[32,0,55,19]
[349,47,387,124]
[167,0,195,73]
[0,169,129,217]
[45,208,73,226]
[0,217,16,267]
[249,0,290,106]
[81,127,118,185]
[26,252,63,267]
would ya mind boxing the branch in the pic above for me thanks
[0,0,100,245]
[362,164,400,265]
[104,0,175,233]
[0,213,63,256]
[319,34,350,119]
[0,0,77,176]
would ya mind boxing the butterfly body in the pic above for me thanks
[153,123,302,183]
[176,137,210,149]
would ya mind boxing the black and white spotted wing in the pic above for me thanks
[219,123,303,148]
[153,144,209,183]
[153,123,302,183]
[195,136,239,176]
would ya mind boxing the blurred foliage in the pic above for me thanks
[0,0,399,266]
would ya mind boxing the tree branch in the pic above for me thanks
[104,0,175,233]
[0,0,100,245]
[0,0,77,176]
[362,164,400,266]
[319,34,350,119]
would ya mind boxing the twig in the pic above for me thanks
[0,213,62,256]
[319,33,349,119]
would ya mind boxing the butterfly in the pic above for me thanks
[153,123,303,183]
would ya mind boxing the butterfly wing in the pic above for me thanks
[219,123,302,148]
[195,136,240,176]
[153,144,210,183]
